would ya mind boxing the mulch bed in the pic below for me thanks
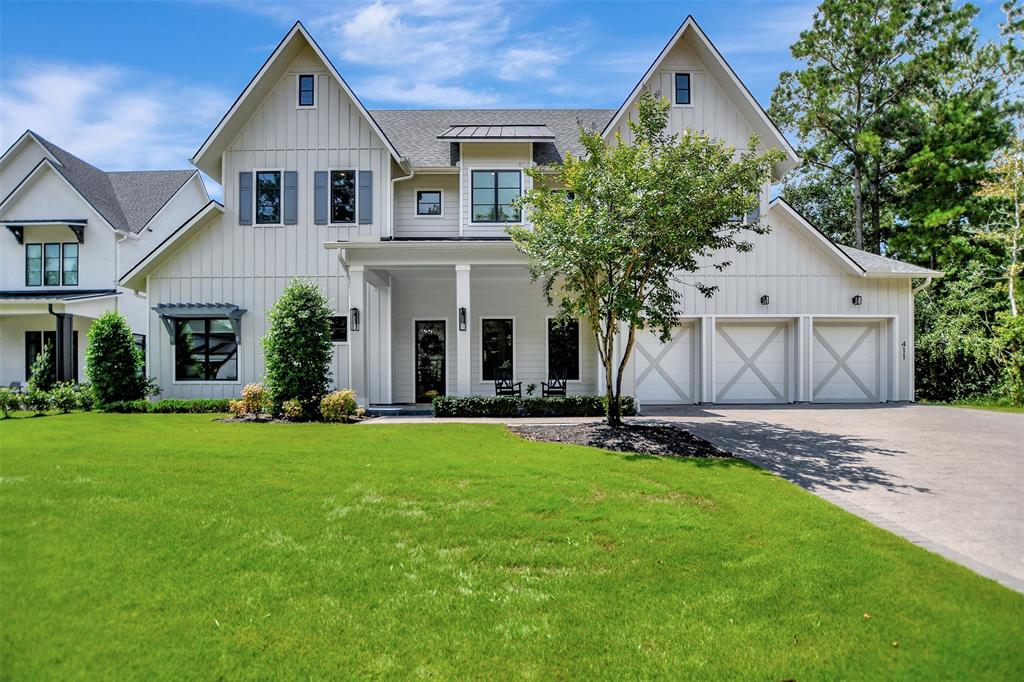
[508,422,730,458]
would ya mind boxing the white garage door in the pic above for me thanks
[715,322,789,403]
[813,321,882,402]
[635,323,697,404]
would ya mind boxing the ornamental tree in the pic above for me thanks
[262,278,333,418]
[86,310,148,404]
[510,92,781,426]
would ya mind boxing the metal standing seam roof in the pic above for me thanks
[437,124,555,140]
[27,132,196,234]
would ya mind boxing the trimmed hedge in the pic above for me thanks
[101,398,233,414]
[433,395,636,418]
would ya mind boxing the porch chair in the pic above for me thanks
[493,368,522,397]
[8,381,26,394]
[542,369,567,397]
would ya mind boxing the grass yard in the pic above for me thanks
[1,414,1022,680]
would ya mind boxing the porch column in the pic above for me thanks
[348,266,367,404]
[455,264,471,396]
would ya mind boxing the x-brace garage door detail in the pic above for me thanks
[634,323,697,404]
[715,322,789,403]
[812,321,882,402]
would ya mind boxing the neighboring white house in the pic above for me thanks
[0,131,209,385]
[112,17,941,406]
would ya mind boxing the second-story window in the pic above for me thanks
[416,190,442,216]
[331,170,356,224]
[255,171,282,225]
[44,243,61,285]
[298,74,315,107]
[62,243,78,285]
[25,244,42,286]
[471,170,521,223]
[675,73,691,105]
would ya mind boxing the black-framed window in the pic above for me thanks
[25,243,42,286]
[298,74,315,107]
[472,170,521,223]
[416,190,442,216]
[44,243,61,285]
[330,170,356,224]
[174,318,238,381]
[481,318,514,380]
[62,243,78,285]
[255,170,282,224]
[24,330,77,382]
[330,315,348,343]
[548,318,580,380]
[675,73,691,105]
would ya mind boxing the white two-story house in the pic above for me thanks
[0,132,209,385]
[117,17,940,407]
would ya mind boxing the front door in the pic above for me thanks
[415,320,446,402]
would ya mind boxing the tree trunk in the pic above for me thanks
[869,165,882,254]
[853,166,864,250]
[603,316,620,427]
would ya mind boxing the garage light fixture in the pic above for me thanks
[349,307,360,331]
[759,295,770,306]
[852,295,863,306]
[458,306,467,331]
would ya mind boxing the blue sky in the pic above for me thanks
[0,0,1010,173]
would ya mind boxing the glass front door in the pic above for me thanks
[415,320,446,403]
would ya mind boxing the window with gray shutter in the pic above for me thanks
[358,170,373,224]
[238,172,253,225]
[314,171,328,225]
[283,171,298,225]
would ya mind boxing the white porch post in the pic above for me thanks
[455,264,472,396]
[796,315,812,402]
[700,316,716,403]
[348,265,367,404]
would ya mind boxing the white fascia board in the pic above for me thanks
[0,130,58,171]
[119,200,224,289]
[0,158,117,232]
[768,198,865,277]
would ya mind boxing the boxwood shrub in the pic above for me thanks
[101,398,233,414]
[432,395,636,418]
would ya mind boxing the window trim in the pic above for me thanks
[414,189,445,218]
[674,72,692,107]
[253,168,285,227]
[61,242,79,286]
[545,315,583,383]
[296,73,317,109]
[43,242,62,286]
[25,242,42,287]
[469,168,523,225]
[171,317,241,384]
[328,168,358,225]
[479,316,516,382]
[330,315,349,345]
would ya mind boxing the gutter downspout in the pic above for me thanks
[911,276,933,295]
[389,158,415,239]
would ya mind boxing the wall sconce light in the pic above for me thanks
[349,307,360,331]
[458,306,467,331]
[852,295,863,306]
[760,294,770,306]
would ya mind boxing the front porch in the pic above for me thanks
[332,240,603,405]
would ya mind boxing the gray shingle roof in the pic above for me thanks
[370,109,615,168]
[31,132,195,234]
[838,245,942,276]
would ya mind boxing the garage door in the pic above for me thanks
[715,322,789,403]
[813,321,882,402]
[635,323,697,404]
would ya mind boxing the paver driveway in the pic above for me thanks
[645,404,1024,592]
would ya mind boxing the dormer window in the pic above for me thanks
[298,74,315,107]
[675,73,691,105]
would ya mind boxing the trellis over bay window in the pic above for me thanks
[153,303,246,381]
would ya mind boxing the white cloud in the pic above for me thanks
[497,46,567,82]
[353,75,502,107]
[0,60,228,170]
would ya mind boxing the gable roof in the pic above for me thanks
[1,131,197,234]
[602,16,799,177]
[119,200,224,289]
[769,198,943,278]
[192,21,403,179]
[371,109,615,168]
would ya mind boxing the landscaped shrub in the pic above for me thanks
[100,398,233,414]
[24,390,51,415]
[237,383,271,415]
[100,399,151,413]
[281,399,303,420]
[433,395,637,418]
[320,389,362,422]
[75,383,96,411]
[86,311,151,405]
[49,382,79,414]
[28,343,56,393]
[0,389,19,417]
[262,279,333,417]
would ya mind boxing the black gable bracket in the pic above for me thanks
[6,225,23,244]
[68,223,85,244]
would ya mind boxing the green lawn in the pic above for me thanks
[1,414,1021,680]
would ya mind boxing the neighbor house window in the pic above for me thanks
[25,244,42,286]
[62,243,78,285]
[481,318,514,380]
[675,73,691,105]
[416,190,442,216]
[547,318,580,380]
[471,170,521,223]
[24,330,77,381]
[174,318,238,381]
[255,171,282,225]
[43,243,61,285]
[330,170,356,223]
[298,74,315,107]
[330,315,348,343]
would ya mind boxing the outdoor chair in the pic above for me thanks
[542,370,567,397]
[493,368,522,397]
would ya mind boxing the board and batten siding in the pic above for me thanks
[459,143,534,238]
[394,174,460,238]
